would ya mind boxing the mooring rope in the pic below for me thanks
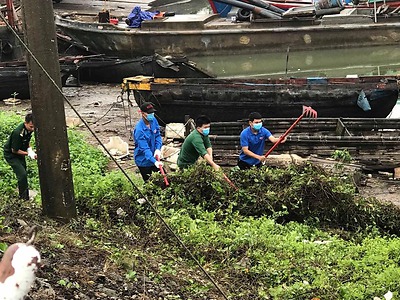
[0,12,229,300]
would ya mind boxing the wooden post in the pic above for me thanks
[21,0,76,220]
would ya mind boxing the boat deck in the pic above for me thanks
[55,7,400,57]
[141,14,219,30]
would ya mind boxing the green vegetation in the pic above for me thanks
[0,111,399,299]
[332,149,352,163]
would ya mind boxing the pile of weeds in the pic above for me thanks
[147,163,400,235]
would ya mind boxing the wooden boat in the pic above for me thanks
[0,59,76,100]
[75,54,212,84]
[0,64,30,100]
[121,75,399,123]
[55,4,400,57]
[0,54,212,100]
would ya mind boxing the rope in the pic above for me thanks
[92,93,124,124]
[0,12,229,300]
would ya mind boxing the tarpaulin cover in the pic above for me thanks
[126,6,158,28]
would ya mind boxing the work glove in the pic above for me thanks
[154,149,162,160]
[27,148,37,160]
[154,161,163,169]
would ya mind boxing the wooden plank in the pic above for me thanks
[336,118,352,136]
[395,167,400,179]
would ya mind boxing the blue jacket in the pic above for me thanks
[133,118,162,167]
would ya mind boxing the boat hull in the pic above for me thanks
[125,76,399,123]
[76,55,212,83]
[55,14,400,57]
[0,55,211,100]
[0,63,76,100]
[0,66,30,100]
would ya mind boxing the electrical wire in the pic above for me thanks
[0,12,229,300]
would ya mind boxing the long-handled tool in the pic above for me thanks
[264,106,318,158]
[222,172,238,190]
[156,155,169,186]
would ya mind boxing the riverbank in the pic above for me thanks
[1,120,400,298]
[1,83,398,203]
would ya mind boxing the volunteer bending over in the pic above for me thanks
[177,115,220,171]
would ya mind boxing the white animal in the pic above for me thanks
[0,240,41,300]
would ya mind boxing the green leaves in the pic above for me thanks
[3,111,400,299]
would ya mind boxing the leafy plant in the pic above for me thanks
[332,149,352,163]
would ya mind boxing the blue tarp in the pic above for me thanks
[126,6,158,28]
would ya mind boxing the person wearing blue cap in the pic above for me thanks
[133,102,164,181]
[238,112,286,170]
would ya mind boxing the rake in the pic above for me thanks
[264,105,318,158]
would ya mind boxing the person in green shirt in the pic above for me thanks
[3,113,37,200]
[177,115,220,171]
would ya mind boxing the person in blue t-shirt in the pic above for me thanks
[133,102,164,181]
[238,112,286,170]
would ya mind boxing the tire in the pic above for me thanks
[236,9,251,22]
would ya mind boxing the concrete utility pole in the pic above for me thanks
[21,0,76,220]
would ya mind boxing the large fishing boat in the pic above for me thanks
[121,75,399,122]
[55,0,400,57]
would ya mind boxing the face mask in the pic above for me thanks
[202,128,210,136]
[253,123,262,131]
[146,113,155,121]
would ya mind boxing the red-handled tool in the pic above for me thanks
[222,172,238,191]
[264,106,318,159]
[156,155,169,186]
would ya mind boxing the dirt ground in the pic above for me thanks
[358,174,400,204]
[63,83,138,147]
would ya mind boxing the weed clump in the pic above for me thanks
[148,163,400,235]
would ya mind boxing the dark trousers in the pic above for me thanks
[138,165,161,182]
[237,159,262,170]
[5,155,29,200]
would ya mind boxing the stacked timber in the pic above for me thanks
[205,118,400,168]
